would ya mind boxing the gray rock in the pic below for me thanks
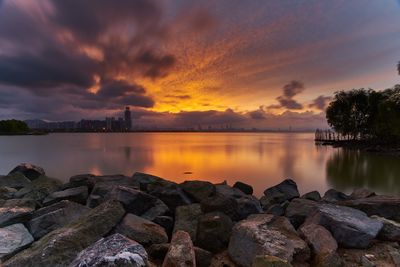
[0,199,36,227]
[262,179,299,209]
[141,199,170,221]
[148,244,211,267]
[339,195,400,221]
[350,188,376,199]
[251,255,292,267]
[162,230,196,267]
[371,215,400,242]
[27,200,90,240]
[43,186,88,206]
[147,181,192,212]
[116,214,168,246]
[201,193,238,220]
[173,204,202,241]
[196,212,233,253]
[266,202,287,216]
[284,198,319,228]
[322,189,351,203]
[8,163,45,180]
[66,174,97,192]
[0,223,34,261]
[0,187,17,200]
[180,180,216,202]
[306,204,383,248]
[69,233,148,267]
[233,181,253,195]
[236,195,262,220]
[195,247,213,267]
[301,191,321,201]
[2,200,125,267]
[0,173,31,190]
[16,175,62,203]
[152,216,174,235]
[298,223,337,255]
[132,172,165,191]
[210,250,237,267]
[228,214,310,267]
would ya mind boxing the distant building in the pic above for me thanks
[124,107,132,131]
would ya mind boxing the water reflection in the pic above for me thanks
[0,132,399,197]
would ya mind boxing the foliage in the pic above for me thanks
[0,119,29,134]
[326,86,400,141]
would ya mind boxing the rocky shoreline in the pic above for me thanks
[1,164,400,266]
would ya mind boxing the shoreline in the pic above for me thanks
[317,139,400,156]
[1,163,400,266]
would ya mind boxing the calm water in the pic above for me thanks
[0,132,399,197]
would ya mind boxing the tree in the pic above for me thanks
[0,119,29,134]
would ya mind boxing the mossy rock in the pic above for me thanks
[18,175,62,202]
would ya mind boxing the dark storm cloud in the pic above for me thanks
[308,95,332,111]
[174,109,245,126]
[249,108,266,120]
[97,80,146,98]
[135,51,176,79]
[269,81,305,110]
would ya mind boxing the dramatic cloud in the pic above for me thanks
[269,81,305,110]
[309,95,332,111]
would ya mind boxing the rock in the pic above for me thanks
[306,204,383,248]
[0,198,36,227]
[173,204,202,241]
[284,198,319,228]
[116,213,168,246]
[236,195,262,220]
[195,247,213,267]
[148,244,212,267]
[142,199,170,221]
[201,193,239,220]
[2,200,125,267]
[350,188,375,199]
[371,215,400,242]
[17,175,62,203]
[180,180,216,202]
[228,214,310,267]
[0,187,17,199]
[66,174,96,192]
[266,203,286,216]
[196,212,233,253]
[322,189,350,203]
[313,252,343,267]
[263,179,300,205]
[43,186,88,206]
[26,200,90,240]
[251,255,292,267]
[8,163,45,180]
[301,191,321,201]
[162,230,196,267]
[233,181,253,195]
[298,223,337,255]
[132,172,165,191]
[0,223,34,261]
[147,181,192,212]
[0,173,31,190]
[339,195,400,221]
[69,233,148,267]
[153,216,174,235]
[210,250,237,267]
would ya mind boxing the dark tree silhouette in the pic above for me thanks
[0,119,29,134]
[398,61,400,75]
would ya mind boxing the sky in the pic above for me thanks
[0,0,399,130]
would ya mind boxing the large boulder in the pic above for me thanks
[339,195,400,221]
[116,213,168,246]
[173,204,202,241]
[148,244,211,267]
[322,189,350,203]
[301,191,321,201]
[210,250,237,267]
[16,175,62,203]
[147,181,192,212]
[70,233,148,267]
[228,214,310,267]
[180,180,216,202]
[350,188,375,199]
[201,193,238,220]
[2,200,125,267]
[131,172,165,191]
[284,198,319,228]
[0,187,17,200]
[233,181,253,195]
[162,230,196,267]
[0,223,34,262]
[306,204,383,248]
[262,179,299,208]
[8,163,45,180]
[371,215,400,242]
[43,186,88,206]
[26,200,90,240]
[0,198,36,227]
[65,174,97,192]
[196,212,233,253]
[0,173,31,190]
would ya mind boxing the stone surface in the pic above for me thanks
[0,173,31,190]
[263,179,300,205]
[180,180,216,202]
[162,230,196,267]
[153,216,174,235]
[298,223,337,255]
[322,189,350,203]
[195,247,213,267]
[173,203,202,241]
[196,212,233,253]
[306,204,383,248]
[69,233,148,267]
[0,187,17,200]
[251,255,292,267]
[17,175,62,202]
[210,250,237,267]
[8,163,45,180]
[67,174,97,192]
[148,244,212,267]
[301,191,321,201]
[228,214,310,267]
[3,200,125,267]
[27,200,90,240]
[371,215,400,242]
[350,188,376,199]
[339,195,400,221]
[116,213,168,246]
[0,223,34,261]
[201,193,239,220]
[43,186,88,206]
[284,198,319,228]
[0,198,36,227]
[233,181,253,195]
[132,172,165,191]
[147,181,192,212]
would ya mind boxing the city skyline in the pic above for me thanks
[0,1,400,130]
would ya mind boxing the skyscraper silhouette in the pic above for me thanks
[124,107,132,131]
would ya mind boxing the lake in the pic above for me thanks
[0,132,399,197]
